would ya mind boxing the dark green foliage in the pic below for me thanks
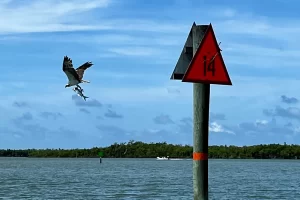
[0,141,299,159]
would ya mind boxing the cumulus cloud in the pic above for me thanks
[281,95,298,104]
[178,113,226,125]
[56,127,80,139]
[11,113,38,137]
[237,118,295,136]
[95,123,182,144]
[263,106,300,120]
[104,109,123,119]
[137,128,176,143]
[13,123,48,140]
[95,124,132,144]
[39,111,63,120]
[210,113,226,121]
[209,122,235,134]
[13,113,39,127]
[13,112,33,122]
[178,117,192,134]
[153,114,174,125]
[167,87,180,94]
[10,112,81,142]
[96,124,126,135]
[72,95,102,107]
[12,101,29,108]
[79,108,90,114]
[180,117,192,124]
[177,116,233,135]
[96,116,103,120]
[95,124,178,144]
[239,120,272,133]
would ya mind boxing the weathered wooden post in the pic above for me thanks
[170,22,232,200]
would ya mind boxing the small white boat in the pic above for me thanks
[156,156,169,160]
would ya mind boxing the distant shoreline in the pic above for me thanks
[0,157,299,159]
[1,141,299,159]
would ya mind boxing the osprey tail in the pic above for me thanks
[83,96,89,101]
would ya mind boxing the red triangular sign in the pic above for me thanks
[182,24,232,85]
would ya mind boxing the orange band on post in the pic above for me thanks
[193,152,208,160]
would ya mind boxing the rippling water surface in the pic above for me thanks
[0,158,300,199]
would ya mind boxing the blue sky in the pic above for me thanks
[1,0,300,149]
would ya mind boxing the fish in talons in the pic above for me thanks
[73,86,89,101]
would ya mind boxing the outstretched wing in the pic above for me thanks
[62,56,80,81]
[76,61,93,80]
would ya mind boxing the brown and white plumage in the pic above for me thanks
[62,56,93,89]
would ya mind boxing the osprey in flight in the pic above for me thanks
[62,56,93,90]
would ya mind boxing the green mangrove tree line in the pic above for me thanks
[0,141,300,159]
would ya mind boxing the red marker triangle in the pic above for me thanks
[182,24,232,85]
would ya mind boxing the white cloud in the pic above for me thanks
[0,81,27,91]
[108,47,158,56]
[81,81,192,104]
[69,34,183,47]
[237,118,298,137]
[92,86,181,103]
[222,8,236,18]
[223,43,300,68]
[255,120,268,125]
[294,126,300,133]
[0,1,188,34]
[211,76,300,99]
[215,19,271,36]
[213,9,300,47]
[211,8,237,18]
[209,122,235,134]
[0,0,111,33]
[109,19,189,33]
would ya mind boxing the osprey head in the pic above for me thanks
[65,84,70,88]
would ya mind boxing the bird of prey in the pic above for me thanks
[62,56,93,91]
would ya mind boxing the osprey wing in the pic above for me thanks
[76,61,93,80]
[63,56,80,81]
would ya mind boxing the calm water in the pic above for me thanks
[0,158,300,200]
